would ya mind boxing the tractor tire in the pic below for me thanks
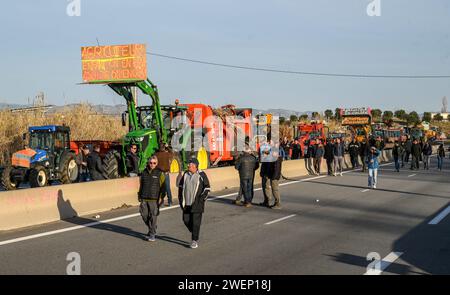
[103,150,121,179]
[29,165,49,188]
[60,152,79,184]
[1,167,20,190]
[169,153,182,173]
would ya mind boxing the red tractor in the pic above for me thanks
[294,122,328,154]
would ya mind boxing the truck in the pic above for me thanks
[340,107,372,143]
[293,122,328,152]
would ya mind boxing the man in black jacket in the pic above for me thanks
[126,144,140,177]
[324,139,334,176]
[410,139,422,170]
[359,139,369,172]
[178,158,211,249]
[260,149,283,209]
[138,156,166,242]
[87,144,106,181]
[235,147,259,207]
[291,139,302,160]
[348,138,360,169]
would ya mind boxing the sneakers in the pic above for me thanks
[340,172,343,176]
[372,185,377,189]
[190,240,198,249]
[234,200,242,205]
[271,204,282,210]
[259,202,270,207]
[244,203,252,208]
[333,173,337,177]
[145,235,156,242]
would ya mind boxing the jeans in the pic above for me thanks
[437,156,443,170]
[163,173,172,205]
[333,156,344,174]
[423,155,430,170]
[240,178,253,204]
[368,168,378,188]
[394,157,400,171]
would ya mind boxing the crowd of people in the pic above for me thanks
[73,135,446,249]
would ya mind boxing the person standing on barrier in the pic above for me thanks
[410,139,421,170]
[313,140,324,176]
[437,144,445,171]
[422,141,432,170]
[154,144,174,207]
[138,156,166,242]
[324,138,334,176]
[348,138,360,169]
[178,158,211,249]
[367,147,380,189]
[235,146,259,208]
[392,140,402,172]
[333,138,345,176]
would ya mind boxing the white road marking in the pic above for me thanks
[0,161,395,247]
[264,214,296,225]
[408,174,416,177]
[364,252,403,275]
[361,189,370,192]
[428,205,450,225]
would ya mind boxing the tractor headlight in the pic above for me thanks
[45,161,50,167]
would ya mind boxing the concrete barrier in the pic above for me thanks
[0,149,403,231]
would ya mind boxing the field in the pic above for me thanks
[0,104,127,165]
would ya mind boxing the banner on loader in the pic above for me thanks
[81,44,147,83]
[342,116,371,125]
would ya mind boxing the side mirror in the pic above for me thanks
[121,112,127,127]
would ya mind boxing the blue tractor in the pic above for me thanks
[1,125,79,190]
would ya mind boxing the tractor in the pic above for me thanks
[1,125,79,189]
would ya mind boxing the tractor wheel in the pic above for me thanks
[169,153,182,173]
[1,167,20,190]
[60,152,79,184]
[196,146,210,170]
[103,150,120,179]
[29,166,49,188]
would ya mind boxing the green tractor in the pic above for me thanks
[100,80,190,179]
[1,125,79,190]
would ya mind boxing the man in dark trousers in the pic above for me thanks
[313,140,324,175]
[291,139,302,160]
[359,138,369,172]
[87,144,106,181]
[138,156,166,242]
[422,141,432,170]
[178,158,211,249]
[126,144,140,177]
[348,138,360,169]
[410,139,422,170]
[260,149,283,209]
[154,144,174,206]
[324,139,334,176]
[235,146,259,208]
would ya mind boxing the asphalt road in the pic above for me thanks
[0,156,449,275]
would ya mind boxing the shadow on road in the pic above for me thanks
[56,189,190,247]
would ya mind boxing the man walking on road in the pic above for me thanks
[367,147,380,189]
[235,146,259,207]
[138,156,166,242]
[333,138,345,176]
[313,140,324,176]
[260,148,283,209]
[392,140,402,172]
[178,158,211,249]
[422,141,432,170]
[348,138,360,169]
[324,139,334,176]
[437,144,445,171]
[359,138,369,172]
[410,139,421,170]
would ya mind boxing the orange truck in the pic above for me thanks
[294,122,328,154]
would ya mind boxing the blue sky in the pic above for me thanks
[1,0,449,112]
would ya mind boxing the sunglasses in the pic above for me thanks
[149,162,157,165]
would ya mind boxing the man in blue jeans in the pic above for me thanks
[367,147,380,189]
